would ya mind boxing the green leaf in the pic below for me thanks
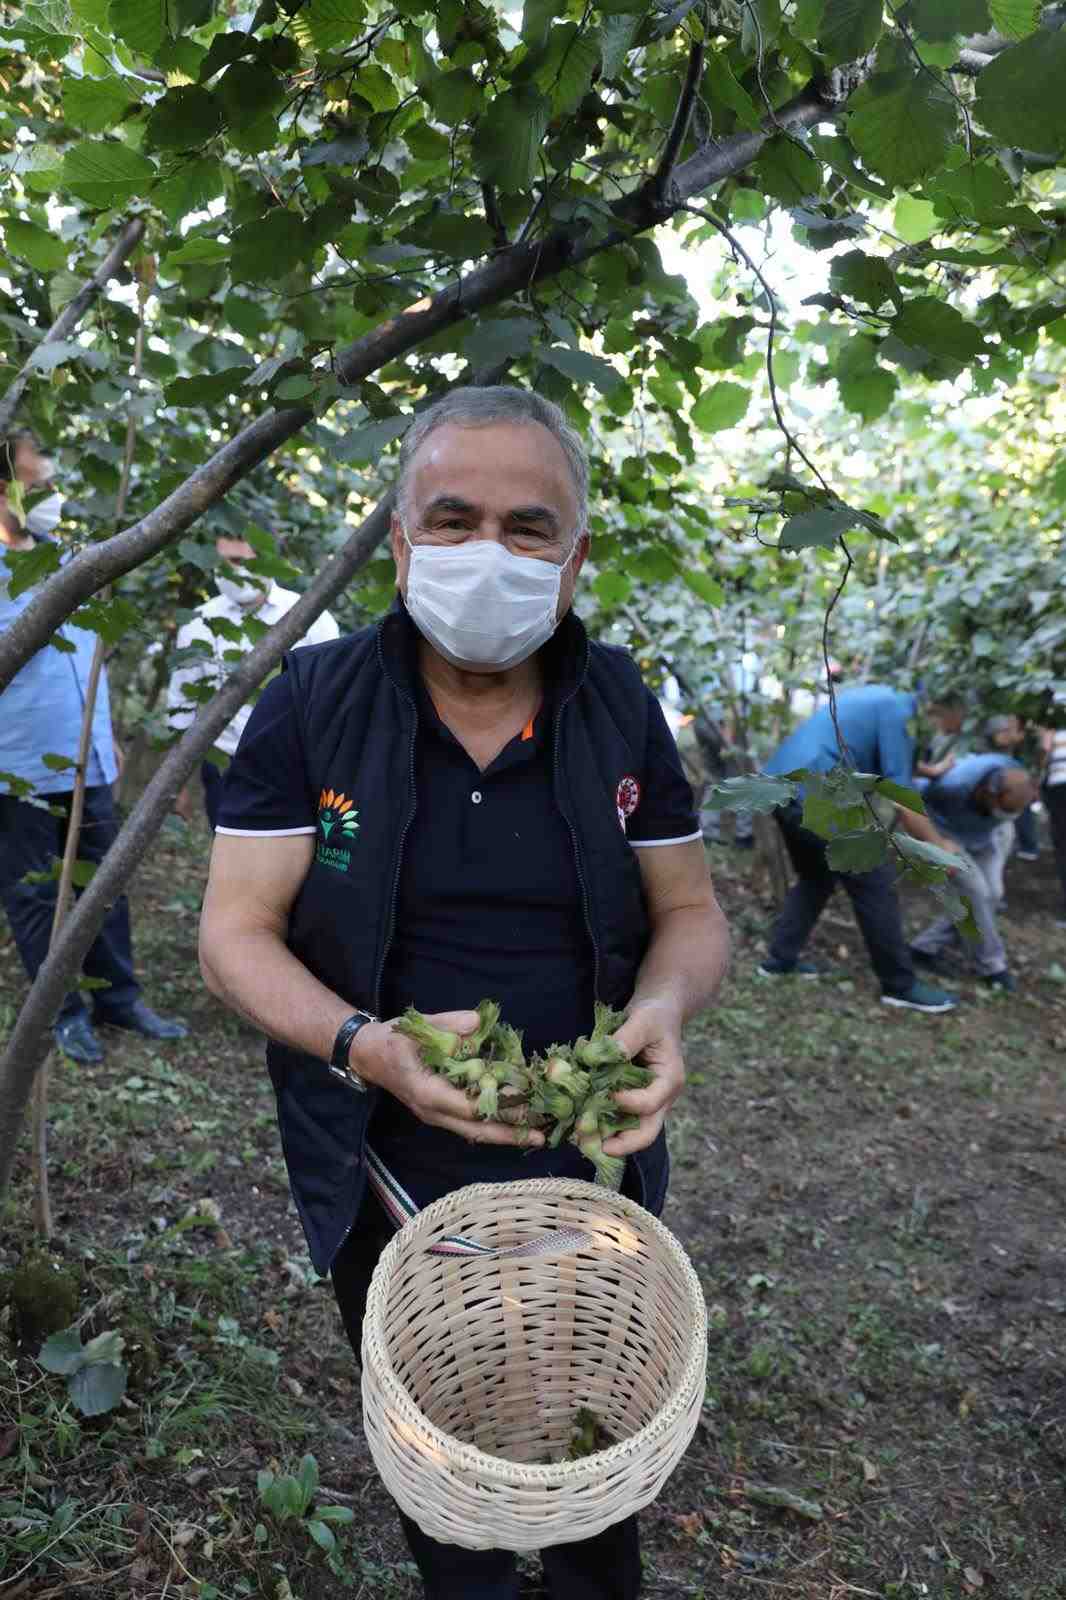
[333,415,410,463]
[403,211,493,258]
[164,368,252,407]
[5,218,67,274]
[354,64,399,112]
[539,345,623,393]
[829,249,898,311]
[892,297,986,362]
[61,74,138,132]
[41,752,78,771]
[779,507,862,549]
[988,0,1040,38]
[600,12,640,79]
[594,570,631,605]
[306,1519,336,1554]
[292,0,368,53]
[70,596,139,645]
[893,193,939,243]
[69,1361,127,1417]
[231,210,313,282]
[704,773,799,814]
[911,0,989,39]
[535,24,600,115]
[38,1327,87,1376]
[522,0,554,46]
[839,366,897,421]
[163,235,230,266]
[314,1504,355,1524]
[703,49,761,131]
[81,1329,125,1365]
[4,539,61,599]
[875,778,925,814]
[60,141,156,207]
[145,85,223,150]
[819,0,882,67]
[691,381,749,432]
[826,829,889,872]
[153,156,224,223]
[974,31,1066,154]
[682,569,726,607]
[297,1452,319,1509]
[753,137,823,205]
[108,0,166,58]
[217,61,287,132]
[847,69,957,188]
[27,339,107,374]
[895,833,962,872]
[472,85,550,192]
[462,316,538,368]
[424,69,483,126]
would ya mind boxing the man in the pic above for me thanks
[911,755,1035,992]
[983,713,1040,864]
[1041,712,1066,930]
[166,534,339,828]
[198,386,729,1600]
[915,691,967,778]
[758,685,960,1013]
[0,431,187,1064]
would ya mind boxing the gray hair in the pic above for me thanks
[395,386,589,530]
[983,713,1016,741]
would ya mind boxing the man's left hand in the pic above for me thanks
[601,997,685,1157]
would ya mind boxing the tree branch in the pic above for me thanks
[655,38,706,197]
[0,218,146,436]
[0,83,835,696]
[481,183,508,249]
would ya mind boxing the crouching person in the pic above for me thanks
[911,756,1036,993]
[198,387,730,1600]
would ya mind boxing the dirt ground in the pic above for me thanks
[1,816,1064,1600]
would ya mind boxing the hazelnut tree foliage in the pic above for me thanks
[1,0,1066,1187]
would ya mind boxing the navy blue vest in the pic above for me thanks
[268,603,667,1273]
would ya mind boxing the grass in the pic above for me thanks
[1,815,1065,1597]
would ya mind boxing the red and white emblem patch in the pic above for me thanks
[616,775,641,833]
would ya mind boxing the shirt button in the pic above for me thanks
[471,790,482,805]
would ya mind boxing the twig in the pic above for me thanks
[821,535,855,765]
[481,182,508,249]
[655,38,706,197]
[0,219,145,435]
[886,0,974,158]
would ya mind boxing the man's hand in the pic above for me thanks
[351,1009,544,1149]
[601,997,685,1158]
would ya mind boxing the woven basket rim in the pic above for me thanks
[362,1177,708,1487]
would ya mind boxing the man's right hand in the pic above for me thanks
[350,1009,545,1148]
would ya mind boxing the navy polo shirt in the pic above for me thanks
[216,615,698,1190]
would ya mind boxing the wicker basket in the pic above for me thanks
[361,1177,707,1551]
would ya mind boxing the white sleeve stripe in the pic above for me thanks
[629,830,703,848]
[215,825,316,837]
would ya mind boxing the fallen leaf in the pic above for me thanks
[963,1567,985,1590]
[669,1510,703,1537]
[958,1386,978,1419]
[0,1426,17,1460]
[262,1308,282,1332]
[859,1455,879,1483]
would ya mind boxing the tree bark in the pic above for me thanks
[0,85,834,695]
[0,496,392,1198]
[0,219,146,437]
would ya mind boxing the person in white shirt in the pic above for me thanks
[167,535,340,828]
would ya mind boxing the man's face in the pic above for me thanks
[390,421,589,626]
[991,716,1022,750]
[215,536,257,569]
[14,436,51,490]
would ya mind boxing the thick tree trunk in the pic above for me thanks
[0,86,835,695]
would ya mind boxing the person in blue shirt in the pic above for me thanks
[758,685,962,1012]
[0,430,187,1064]
[911,754,1035,991]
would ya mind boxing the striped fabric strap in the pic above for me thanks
[365,1147,592,1261]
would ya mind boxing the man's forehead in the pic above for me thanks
[408,421,577,503]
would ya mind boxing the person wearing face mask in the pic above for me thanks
[910,754,1037,993]
[166,535,339,829]
[197,386,730,1600]
[0,429,187,1064]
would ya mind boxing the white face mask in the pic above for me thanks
[402,529,578,671]
[24,491,63,538]
[217,573,267,605]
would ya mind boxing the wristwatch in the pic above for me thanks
[327,1010,377,1093]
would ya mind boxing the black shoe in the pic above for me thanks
[95,999,188,1040]
[982,970,1016,993]
[54,1015,104,1064]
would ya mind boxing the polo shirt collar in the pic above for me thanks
[377,595,590,707]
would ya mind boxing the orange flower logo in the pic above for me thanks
[317,788,359,841]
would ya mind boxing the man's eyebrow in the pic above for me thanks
[507,504,560,531]
[422,494,480,519]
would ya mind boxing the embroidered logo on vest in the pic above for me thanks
[616,775,640,833]
[316,788,359,872]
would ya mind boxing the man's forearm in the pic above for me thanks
[628,903,731,1023]
[896,805,959,852]
[200,926,353,1064]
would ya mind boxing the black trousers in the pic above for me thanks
[1045,784,1066,913]
[330,1194,642,1600]
[0,785,140,1022]
[768,800,914,994]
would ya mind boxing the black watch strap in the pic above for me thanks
[328,1010,377,1093]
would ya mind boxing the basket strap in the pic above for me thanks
[366,1148,593,1260]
